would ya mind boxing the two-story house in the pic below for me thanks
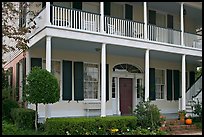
[3,2,202,120]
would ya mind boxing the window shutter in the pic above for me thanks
[74,62,84,101]
[125,4,133,20]
[22,58,26,93]
[173,70,180,100]
[31,58,42,69]
[73,2,82,10]
[167,69,172,100]
[149,68,155,100]
[149,10,156,25]
[167,14,173,29]
[104,2,111,16]
[106,64,109,101]
[189,71,195,87]
[16,62,20,101]
[62,60,72,101]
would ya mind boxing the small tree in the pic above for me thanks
[25,67,60,131]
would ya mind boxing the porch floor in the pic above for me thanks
[162,113,178,120]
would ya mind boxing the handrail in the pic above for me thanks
[105,15,144,24]
[186,73,202,93]
[50,4,101,15]
[192,88,202,98]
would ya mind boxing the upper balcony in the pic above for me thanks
[27,2,202,50]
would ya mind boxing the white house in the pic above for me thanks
[3,2,202,120]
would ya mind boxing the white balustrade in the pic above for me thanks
[184,32,202,49]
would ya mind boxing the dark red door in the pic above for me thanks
[119,78,133,115]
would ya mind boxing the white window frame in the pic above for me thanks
[155,68,166,100]
[83,62,100,100]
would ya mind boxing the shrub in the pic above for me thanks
[193,99,202,118]
[133,100,161,130]
[2,99,19,120]
[10,108,35,130]
[44,116,137,135]
[2,120,18,135]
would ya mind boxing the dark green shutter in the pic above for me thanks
[173,70,180,100]
[22,58,26,94]
[167,69,172,100]
[106,64,109,101]
[63,60,72,101]
[125,4,133,20]
[31,58,42,69]
[73,2,82,10]
[74,62,84,101]
[167,14,173,29]
[104,2,111,16]
[189,71,195,87]
[149,68,155,100]
[149,10,156,25]
[16,62,20,101]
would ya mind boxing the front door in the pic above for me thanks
[119,78,133,115]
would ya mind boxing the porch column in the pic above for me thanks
[181,54,186,110]
[144,2,148,40]
[46,2,51,25]
[45,36,52,119]
[101,43,106,117]
[26,51,31,76]
[180,2,184,46]
[100,2,104,33]
[145,49,149,101]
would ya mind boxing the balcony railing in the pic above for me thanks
[104,16,144,39]
[147,24,181,45]
[28,5,202,50]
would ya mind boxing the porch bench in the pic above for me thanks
[83,102,101,117]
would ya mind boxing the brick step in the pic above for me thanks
[169,129,202,135]
[168,124,197,131]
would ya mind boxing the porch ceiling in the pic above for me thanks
[31,37,202,66]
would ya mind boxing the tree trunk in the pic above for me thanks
[35,103,38,131]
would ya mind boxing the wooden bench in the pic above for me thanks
[83,102,101,117]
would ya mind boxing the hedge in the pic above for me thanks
[44,116,137,135]
[11,108,35,130]
[2,99,19,119]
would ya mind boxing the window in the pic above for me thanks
[137,78,143,98]
[113,64,141,73]
[19,2,27,27]
[155,69,165,99]
[42,60,61,88]
[84,63,99,99]
[112,77,116,98]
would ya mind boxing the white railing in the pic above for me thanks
[51,5,100,32]
[186,75,202,104]
[104,16,144,39]
[184,32,202,49]
[147,24,181,45]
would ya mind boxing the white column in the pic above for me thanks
[181,54,186,110]
[26,51,31,76]
[45,36,52,119]
[101,43,106,117]
[145,49,149,101]
[100,2,104,33]
[144,2,148,40]
[46,2,51,25]
[181,2,184,46]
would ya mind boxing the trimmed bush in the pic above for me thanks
[10,108,35,130]
[44,116,137,135]
[2,99,19,119]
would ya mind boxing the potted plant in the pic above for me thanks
[178,110,186,124]
[160,115,166,127]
